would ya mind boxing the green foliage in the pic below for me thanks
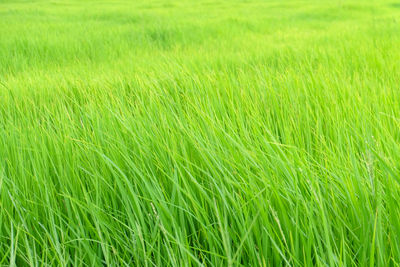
[1,0,400,265]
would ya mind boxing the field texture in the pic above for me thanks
[1,0,400,265]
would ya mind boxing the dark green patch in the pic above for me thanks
[147,28,175,49]
[88,12,145,25]
[224,18,257,33]
[390,2,400,8]
[292,9,340,23]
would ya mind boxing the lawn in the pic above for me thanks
[1,0,400,265]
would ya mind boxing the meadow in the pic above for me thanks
[1,0,400,265]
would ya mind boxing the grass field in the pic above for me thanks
[1,0,400,265]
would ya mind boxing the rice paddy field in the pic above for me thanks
[1,0,400,265]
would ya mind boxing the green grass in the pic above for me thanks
[1,0,400,265]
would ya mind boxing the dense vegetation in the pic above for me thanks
[1,0,400,265]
